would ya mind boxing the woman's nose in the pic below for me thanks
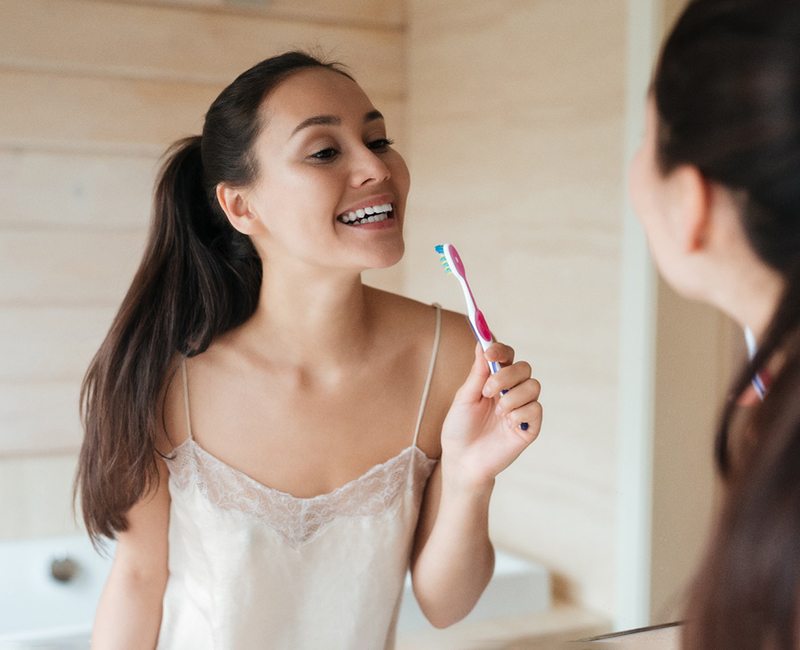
[351,148,391,186]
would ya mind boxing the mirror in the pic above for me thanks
[1,1,724,648]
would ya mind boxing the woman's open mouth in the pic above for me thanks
[336,203,394,227]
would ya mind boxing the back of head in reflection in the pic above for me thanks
[629,1,800,647]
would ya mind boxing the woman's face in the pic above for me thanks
[243,67,410,274]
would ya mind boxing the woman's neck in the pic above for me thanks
[714,259,784,343]
[240,264,377,371]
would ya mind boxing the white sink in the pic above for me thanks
[0,535,113,646]
[397,550,551,631]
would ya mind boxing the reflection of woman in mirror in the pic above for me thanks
[76,52,542,648]
[630,1,800,647]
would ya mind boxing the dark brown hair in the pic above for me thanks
[76,52,352,542]
[653,1,800,647]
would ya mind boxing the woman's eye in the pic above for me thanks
[310,147,339,161]
[367,138,394,152]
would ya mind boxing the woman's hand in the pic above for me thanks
[440,342,542,489]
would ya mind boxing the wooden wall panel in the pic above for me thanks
[96,0,404,29]
[649,282,723,621]
[406,0,626,616]
[0,70,216,154]
[0,70,404,154]
[0,307,115,382]
[0,151,157,228]
[0,454,82,539]
[0,230,146,306]
[0,382,83,454]
[0,0,404,98]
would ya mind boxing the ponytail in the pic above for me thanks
[685,268,800,649]
[76,51,352,543]
[76,137,260,542]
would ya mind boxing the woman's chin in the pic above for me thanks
[359,241,405,270]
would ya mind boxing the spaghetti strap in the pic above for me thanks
[180,356,194,441]
[412,304,442,448]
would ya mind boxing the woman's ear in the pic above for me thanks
[215,183,263,236]
[668,164,712,253]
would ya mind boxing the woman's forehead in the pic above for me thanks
[259,68,375,135]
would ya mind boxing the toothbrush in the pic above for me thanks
[435,243,529,430]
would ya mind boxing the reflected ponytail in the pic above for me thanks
[76,52,351,542]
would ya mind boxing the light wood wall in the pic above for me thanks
[0,0,405,537]
[649,279,730,622]
[405,0,627,617]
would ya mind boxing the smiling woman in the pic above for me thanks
[74,51,543,649]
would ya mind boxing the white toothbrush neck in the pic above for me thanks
[456,274,477,317]
[456,272,491,349]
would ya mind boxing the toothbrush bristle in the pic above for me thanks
[434,243,453,274]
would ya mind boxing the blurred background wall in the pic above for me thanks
[0,0,733,630]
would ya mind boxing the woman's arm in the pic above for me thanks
[410,463,495,627]
[91,455,171,649]
[410,341,542,628]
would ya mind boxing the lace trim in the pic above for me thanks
[166,440,437,548]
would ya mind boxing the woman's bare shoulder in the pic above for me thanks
[434,307,475,391]
[367,286,474,353]
[368,287,468,335]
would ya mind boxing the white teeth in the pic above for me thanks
[337,202,394,225]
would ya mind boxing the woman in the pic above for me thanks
[630,0,800,647]
[76,52,542,648]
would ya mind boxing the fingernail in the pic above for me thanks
[520,422,529,431]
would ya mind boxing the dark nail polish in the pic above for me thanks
[520,422,529,431]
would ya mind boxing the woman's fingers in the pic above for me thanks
[494,377,541,414]
[507,401,543,440]
[477,342,543,437]
[481,360,533,398]
[453,343,492,404]
[496,377,542,435]
[484,341,515,366]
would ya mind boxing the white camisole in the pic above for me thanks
[156,305,441,649]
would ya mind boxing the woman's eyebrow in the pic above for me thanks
[292,115,340,136]
[291,110,384,137]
